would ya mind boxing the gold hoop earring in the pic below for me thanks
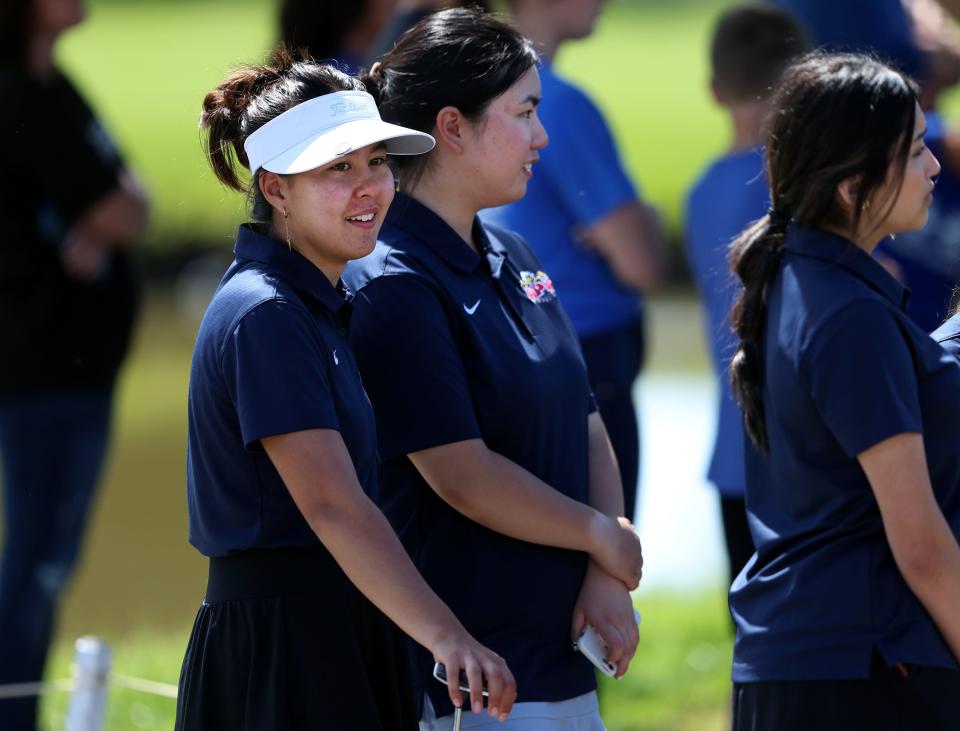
[282,208,292,251]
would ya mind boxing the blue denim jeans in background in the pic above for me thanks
[0,390,113,731]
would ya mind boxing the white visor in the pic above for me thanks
[243,90,435,175]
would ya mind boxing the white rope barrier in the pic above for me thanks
[0,636,178,731]
[111,674,179,699]
[0,678,74,700]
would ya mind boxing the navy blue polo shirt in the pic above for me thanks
[932,312,960,360]
[342,194,597,714]
[186,224,378,557]
[730,225,960,682]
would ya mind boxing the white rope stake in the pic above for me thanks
[65,637,111,731]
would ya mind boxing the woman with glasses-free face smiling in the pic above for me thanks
[449,64,548,215]
[258,143,396,281]
[177,48,516,731]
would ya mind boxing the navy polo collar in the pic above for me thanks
[384,193,501,273]
[234,224,348,313]
[785,225,909,309]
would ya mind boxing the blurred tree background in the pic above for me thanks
[59,0,734,258]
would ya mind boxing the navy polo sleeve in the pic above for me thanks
[804,300,922,457]
[349,275,482,460]
[221,299,339,449]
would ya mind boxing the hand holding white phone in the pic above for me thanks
[573,608,642,677]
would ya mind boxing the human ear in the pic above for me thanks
[433,106,467,155]
[835,175,862,212]
[258,171,289,212]
[710,78,725,105]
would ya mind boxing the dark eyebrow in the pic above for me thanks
[914,127,928,143]
[522,94,541,107]
[371,143,388,153]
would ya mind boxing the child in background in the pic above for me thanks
[684,3,808,583]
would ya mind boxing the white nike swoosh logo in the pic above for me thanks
[333,349,339,365]
[463,300,481,315]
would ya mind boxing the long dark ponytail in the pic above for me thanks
[730,52,919,452]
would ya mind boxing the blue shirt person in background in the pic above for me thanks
[349,10,644,729]
[0,2,149,728]
[484,0,664,522]
[726,53,960,730]
[770,0,923,75]
[684,4,809,584]
[177,48,514,731]
[278,0,395,74]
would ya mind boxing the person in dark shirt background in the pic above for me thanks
[278,0,397,73]
[0,0,149,728]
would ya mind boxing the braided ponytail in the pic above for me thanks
[729,210,790,453]
[726,52,919,452]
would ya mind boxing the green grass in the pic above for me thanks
[55,0,738,249]
[40,590,732,731]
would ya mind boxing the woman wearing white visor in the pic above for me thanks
[175,48,515,731]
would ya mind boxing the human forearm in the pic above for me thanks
[410,439,642,588]
[586,412,625,517]
[262,429,516,716]
[886,512,960,662]
[580,201,663,291]
[861,432,960,662]
[307,492,465,646]
[74,172,149,246]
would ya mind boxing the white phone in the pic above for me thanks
[573,609,642,677]
[432,662,490,697]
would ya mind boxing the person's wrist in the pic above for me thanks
[586,510,614,558]
[424,614,466,655]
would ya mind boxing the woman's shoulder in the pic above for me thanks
[344,237,445,295]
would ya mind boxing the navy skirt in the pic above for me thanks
[175,544,418,730]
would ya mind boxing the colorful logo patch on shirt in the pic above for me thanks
[519,270,557,304]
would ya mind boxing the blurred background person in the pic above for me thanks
[371,0,492,59]
[684,2,809,588]
[770,0,924,77]
[0,0,148,728]
[279,0,396,73]
[484,0,664,522]
[729,53,960,728]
